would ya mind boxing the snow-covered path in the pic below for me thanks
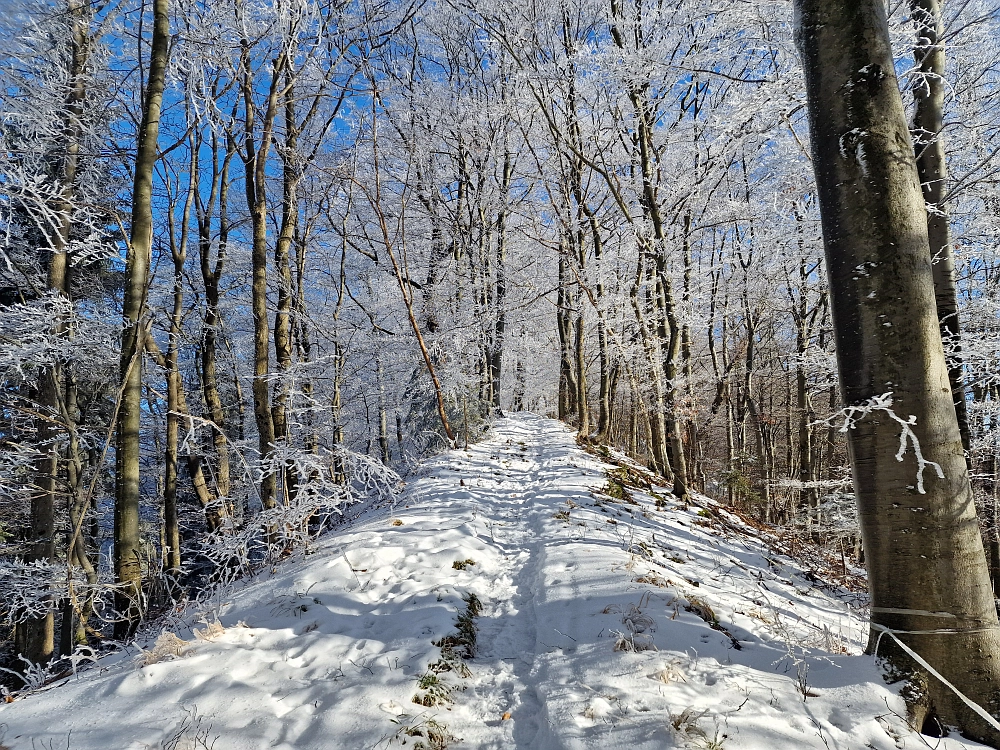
[0,415,988,749]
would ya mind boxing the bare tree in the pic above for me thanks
[114,0,170,638]
[910,0,971,455]
[795,0,1000,741]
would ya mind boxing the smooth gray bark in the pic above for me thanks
[909,0,971,456]
[795,1,1000,742]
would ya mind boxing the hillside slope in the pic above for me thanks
[0,414,985,749]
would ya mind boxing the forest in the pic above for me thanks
[2,0,1000,744]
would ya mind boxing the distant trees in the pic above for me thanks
[1,0,114,663]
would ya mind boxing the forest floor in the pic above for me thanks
[0,414,988,749]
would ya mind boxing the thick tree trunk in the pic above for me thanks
[796,1,1000,742]
[22,375,59,665]
[269,73,301,504]
[113,0,169,638]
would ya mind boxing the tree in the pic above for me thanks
[19,0,90,667]
[0,0,115,664]
[909,0,971,455]
[114,0,170,638]
[795,0,1000,742]
[237,14,283,511]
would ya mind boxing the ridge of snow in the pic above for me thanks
[0,414,986,749]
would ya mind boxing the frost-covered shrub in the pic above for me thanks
[196,444,402,584]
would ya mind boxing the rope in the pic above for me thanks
[871,623,1000,734]
[870,607,959,618]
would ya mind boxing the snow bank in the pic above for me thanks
[0,414,985,749]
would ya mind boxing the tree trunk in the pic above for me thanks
[114,0,169,639]
[162,139,197,575]
[489,151,512,416]
[145,337,227,532]
[796,1,1000,741]
[376,350,390,464]
[586,208,612,438]
[512,358,526,411]
[629,250,672,479]
[909,0,971,457]
[557,252,578,420]
[796,356,814,528]
[680,212,698,489]
[659,262,689,502]
[366,105,456,445]
[992,453,1000,596]
[615,10,686,494]
[197,130,234,505]
[574,311,589,437]
[272,73,297,460]
[63,372,97,650]
[19,0,95,666]
[241,41,284,510]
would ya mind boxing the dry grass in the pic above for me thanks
[635,573,671,587]
[193,619,226,641]
[614,631,657,652]
[650,660,688,683]
[142,632,189,665]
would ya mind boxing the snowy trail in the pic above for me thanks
[0,414,990,749]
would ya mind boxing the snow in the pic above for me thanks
[0,414,988,749]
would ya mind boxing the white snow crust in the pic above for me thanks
[0,414,988,749]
